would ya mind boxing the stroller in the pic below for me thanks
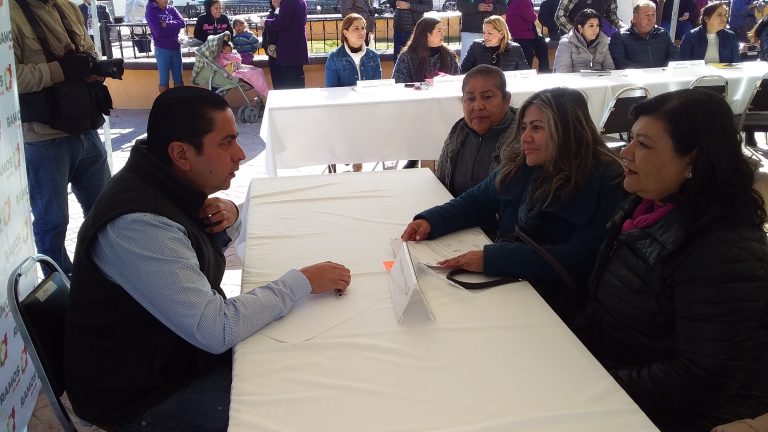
[192,31,263,123]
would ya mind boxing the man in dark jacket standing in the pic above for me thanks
[609,0,679,69]
[388,0,432,59]
[457,0,507,60]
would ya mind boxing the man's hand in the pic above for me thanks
[301,261,352,294]
[395,0,410,9]
[437,250,484,272]
[199,197,239,233]
[679,12,689,21]
[477,3,492,12]
[58,51,92,81]
[401,219,431,241]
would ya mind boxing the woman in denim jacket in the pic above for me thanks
[325,13,382,87]
[326,13,382,171]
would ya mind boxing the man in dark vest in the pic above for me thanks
[64,87,352,431]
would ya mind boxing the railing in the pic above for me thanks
[100,12,462,60]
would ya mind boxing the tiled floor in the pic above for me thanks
[27,109,379,431]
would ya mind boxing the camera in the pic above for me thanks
[92,58,125,80]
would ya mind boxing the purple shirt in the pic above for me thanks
[145,0,186,50]
[264,0,309,66]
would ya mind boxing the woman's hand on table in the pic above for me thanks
[438,250,484,272]
[401,219,431,241]
[301,261,351,295]
[200,198,239,233]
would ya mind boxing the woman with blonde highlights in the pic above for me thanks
[402,87,624,320]
[461,15,529,72]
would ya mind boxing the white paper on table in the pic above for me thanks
[256,290,373,343]
[404,227,491,267]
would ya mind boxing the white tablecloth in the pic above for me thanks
[259,63,768,176]
[232,169,658,432]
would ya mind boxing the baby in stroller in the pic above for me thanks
[192,31,267,123]
[218,41,270,102]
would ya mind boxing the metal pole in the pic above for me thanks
[669,0,680,41]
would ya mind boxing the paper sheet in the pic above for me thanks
[256,289,373,343]
[404,227,490,267]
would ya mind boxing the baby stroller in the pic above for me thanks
[192,31,263,123]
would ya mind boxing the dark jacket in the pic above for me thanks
[193,12,232,42]
[580,198,768,431]
[436,107,517,197]
[387,0,431,33]
[325,45,382,87]
[392,49,460,82]
[457,0,507,33]
[264,0,309,66]
[64,143,228,426]
[416,160,625,315]
[460,40,529,72]
[679,26,741,63]
[609,25,680,69]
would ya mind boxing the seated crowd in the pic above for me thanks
[14,0,768,430]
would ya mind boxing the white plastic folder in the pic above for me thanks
[389,241,435,322]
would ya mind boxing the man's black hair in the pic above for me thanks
[145,86,230,165]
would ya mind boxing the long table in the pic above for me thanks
[231,169,658,432]
[259,62,768,176]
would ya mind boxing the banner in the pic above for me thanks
[0,0,42,430]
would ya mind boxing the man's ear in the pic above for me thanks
[168,141,192,171]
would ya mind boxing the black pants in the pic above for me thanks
[270,63,306,90]
[517,37,551,72]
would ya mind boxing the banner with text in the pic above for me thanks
[0,2,42,430]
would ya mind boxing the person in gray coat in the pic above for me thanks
[554,9,615,72]
[435,66,517,237]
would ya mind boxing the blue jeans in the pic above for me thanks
[24,130,110,275]
[116,358,232,432]
[155,46,183,87]
[661,19,693,41]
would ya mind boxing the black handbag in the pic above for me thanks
[15,0,112,135]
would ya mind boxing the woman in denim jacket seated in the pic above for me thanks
[679,1,740,63]
[325,13,382,172]
[460,15,529,73]
[325,13,382,87]
[401,87,625,320]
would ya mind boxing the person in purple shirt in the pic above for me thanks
[146,0,186,92]
[262,0,309,88]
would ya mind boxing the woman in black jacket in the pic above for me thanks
[460,15,529,72]
[193,0,232,43]
[578,88,768,431]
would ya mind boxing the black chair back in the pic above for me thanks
[7,255,77,431]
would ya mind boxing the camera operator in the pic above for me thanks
[11,0,113,276]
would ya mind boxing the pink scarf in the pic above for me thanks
[621,199,676,233]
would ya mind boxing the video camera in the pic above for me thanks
[92,58,125,80]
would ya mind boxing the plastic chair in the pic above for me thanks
[599,86,651,151]
[7,255,77,432]
[736,73,768,147]
[689,74,728,99]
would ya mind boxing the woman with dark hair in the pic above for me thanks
[553,9,614,72]
[577,89,768,431]
[401,87,625,319]
[392,16,460,83]
[193,0,232,43]
[461,15,529,72]
[680,1,740,63]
